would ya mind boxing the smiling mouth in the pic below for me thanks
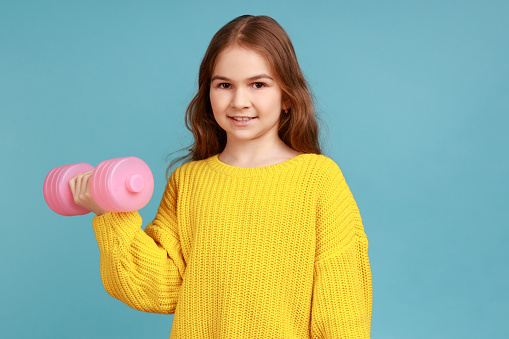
[230,117,256,121]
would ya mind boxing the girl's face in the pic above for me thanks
[210,46,287,145]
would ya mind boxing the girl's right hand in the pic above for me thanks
[68,171,109,216]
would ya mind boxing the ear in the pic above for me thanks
[282,97,291,111]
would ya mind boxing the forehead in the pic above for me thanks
[212,46,273,78]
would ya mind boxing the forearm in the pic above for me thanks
[93,212,182,314]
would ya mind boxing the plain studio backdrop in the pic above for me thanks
[1,1,508,338]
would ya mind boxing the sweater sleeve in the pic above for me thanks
[92,170,185,314]
[310,160,372,338]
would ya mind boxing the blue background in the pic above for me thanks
[1,1,508,338]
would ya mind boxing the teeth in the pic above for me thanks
[232,117,252,121]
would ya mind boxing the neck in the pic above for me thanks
[219,137,296,168]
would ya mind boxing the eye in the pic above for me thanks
[218,83,231,89]
[252,82,266,89]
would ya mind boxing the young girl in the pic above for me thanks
[70,15,372,339]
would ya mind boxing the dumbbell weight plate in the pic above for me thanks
[43,163,96,216]
[91,157,154,213]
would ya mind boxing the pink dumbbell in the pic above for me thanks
[43,156,154,216]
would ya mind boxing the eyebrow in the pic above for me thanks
[210,74,274,82]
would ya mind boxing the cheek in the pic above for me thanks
[210,92,228,124]
[210,94,228,118]
[257,92,283,113]
[209,91,218,111]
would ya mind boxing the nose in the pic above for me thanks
[230,87,251,109]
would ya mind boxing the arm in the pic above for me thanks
[310,161,372,338]
[92,171,185,314]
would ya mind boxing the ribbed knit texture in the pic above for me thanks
[92,153,372,338]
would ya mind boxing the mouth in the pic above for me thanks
[228,116,257,126]
[229,116,257,121]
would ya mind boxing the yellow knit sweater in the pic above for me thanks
[92,153,372,338]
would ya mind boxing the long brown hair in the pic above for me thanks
[166,15,326,177]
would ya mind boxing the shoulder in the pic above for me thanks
[167,155,216,183]
[298,154,349,197]
[299,153,339,167]
[301,153,343,179]
[314,154,341,171]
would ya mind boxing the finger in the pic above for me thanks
[85,172,93,196]
[79,172,93,198]
[75,173,85,195]
[69,174,78,195]
[83,172,93,192]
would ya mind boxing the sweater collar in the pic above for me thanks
[205,153,312,177]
